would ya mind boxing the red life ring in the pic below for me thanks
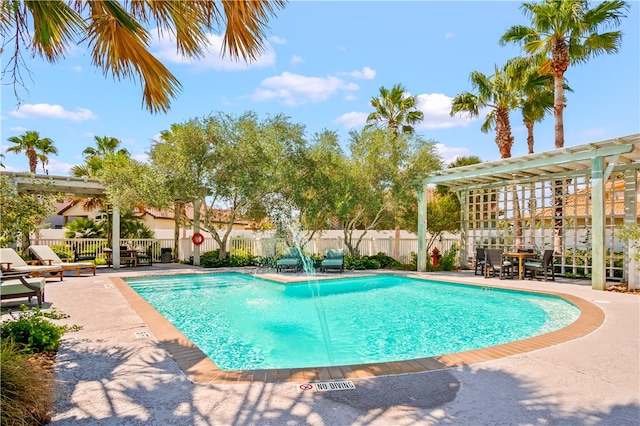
[191,233,205,246]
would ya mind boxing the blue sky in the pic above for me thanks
[2,1,639,175]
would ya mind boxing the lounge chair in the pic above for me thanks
[320,248,345,273]
[29,245,96,276]
[484,249,513,279]
[276,247,302,272]
[0,248,64,281]
[1,271,47,306]
[474,247,485,276]
[523,249,555,281]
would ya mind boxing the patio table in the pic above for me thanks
[504,252,538,280]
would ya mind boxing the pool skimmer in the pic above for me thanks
[134,331,151,339]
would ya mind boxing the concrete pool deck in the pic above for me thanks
[5,264,638,425]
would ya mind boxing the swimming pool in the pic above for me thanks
[125,273,580,371]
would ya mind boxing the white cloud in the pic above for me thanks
[333,111,368,129]
[251,72,359,106]
[44,158,76,175]
[290,55,303,64]
[10,126,29,132]
[270,35,286,45]
[70,66,82,73]
[133,153,149,163]
[339,67,376,80]
[151,31,276,71]
[415,93,478,130]
[445,32,455,39]
[435,143,474,166]
[9,104,97,121]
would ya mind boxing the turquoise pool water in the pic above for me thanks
[125,273,580,370]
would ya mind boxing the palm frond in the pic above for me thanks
[87,1,181,113]
[25,0,85,62]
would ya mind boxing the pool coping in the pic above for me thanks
[110,273,605,385]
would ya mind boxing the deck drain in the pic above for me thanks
[103,284,115,289]
[134,331,151,339]
[297,380,355,392]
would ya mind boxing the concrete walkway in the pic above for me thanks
[5,264,638,425]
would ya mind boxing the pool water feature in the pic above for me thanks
[125,273,580,371]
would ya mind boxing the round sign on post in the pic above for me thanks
[191,233,204,246]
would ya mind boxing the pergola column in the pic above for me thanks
[417,184,427,272]
[193,198,201,266]
[112,205,121,269]
[591,157,605,290]
[624,169,638,288]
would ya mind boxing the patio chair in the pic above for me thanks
[320,248,345,273]
[523,249,555,281]
[1,272,47,307]
[29,245,96,277]
[0,248,64,281]
[484,249,513,279]
[474,247,486,276]
[276,247,302,272]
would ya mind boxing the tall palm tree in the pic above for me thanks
[450,66,523,159]
[36,137,59,174]
[365,84,424,137]
[1,1,286,113]
[71,136,130,178]
[451,64,545,249]
[500,0,628,148]
[5,130,57,173]
[364,84,424,258]
[505,56,556,154]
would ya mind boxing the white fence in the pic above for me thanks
[28,235,458,265]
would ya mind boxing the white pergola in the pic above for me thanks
[417,134,640,290]
[1,172,131,268]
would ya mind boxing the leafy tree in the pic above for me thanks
[339,128,441,256]
[0,175,56,247]
[277,129,346,245]
[151,112,305,259]
[2,0,286,113]
[500,0,628,148]
[5,131,57,173]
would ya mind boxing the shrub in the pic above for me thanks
[49,244,74,261]
[1,306,82,354]
[369,252,403,269]
[0,339,53,426]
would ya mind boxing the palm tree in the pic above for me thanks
[505,56,556,154]
[36,137,59,174]
[450,66,523,159]
[364,84,424,258]
[451,64,541,249]
[2,1,286,113]
[71,136,130,178]
[365,84,424,137]
[5,130,57,173]
[500,0,628,148]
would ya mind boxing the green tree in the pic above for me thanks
[277,129,346,246]
[5,131,57,173]
[500,0,628,148]
[2,0,286,113]
[151,112,304,259]
[0,175,56,247]
[340,128,441,256]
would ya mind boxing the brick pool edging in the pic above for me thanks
[111,275,605,385]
